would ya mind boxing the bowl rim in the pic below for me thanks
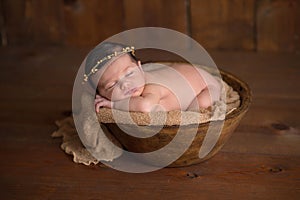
[220,69,252,120]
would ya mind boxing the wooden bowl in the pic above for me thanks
[102,70,251,167]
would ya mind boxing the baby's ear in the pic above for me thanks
[137,61,144,74]
[137,61,143,70]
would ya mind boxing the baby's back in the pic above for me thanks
[143,63,221,110]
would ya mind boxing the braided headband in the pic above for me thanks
[82,46,135,83]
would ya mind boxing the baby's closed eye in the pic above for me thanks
[107,82,117,90]
[125,70,135,77]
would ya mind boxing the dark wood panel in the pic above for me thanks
[1,0,300,51]
[123,0,187,34]
[257,0,300,52]
[190,0,255,51]
[62,0,124,46]
[0,0,26,45]
[2,0,63,45]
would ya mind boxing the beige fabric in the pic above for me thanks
[52,117,100,165]
[52,80,240,166]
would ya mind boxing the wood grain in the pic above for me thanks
[62,0,124,46]
[2,0,63,45]
[190,0,255,51]
[1,0,299,52]
[257,0,300,52]
[123,0,187,33]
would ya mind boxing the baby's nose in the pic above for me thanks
[120,80,130,90]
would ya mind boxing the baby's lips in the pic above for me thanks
[125,88,137,96]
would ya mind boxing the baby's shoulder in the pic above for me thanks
[142,83,167,98]
[142,62,168,72]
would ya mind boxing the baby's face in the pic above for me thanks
[97,54,145,101]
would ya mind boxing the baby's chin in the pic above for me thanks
[132,86,144,97]
[122,91,142,99]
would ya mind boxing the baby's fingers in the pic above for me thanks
[94,97,104,105]
[95,103,100,113]
[95,101,105,113]
[95,99,113,112]
[95,94,102,99]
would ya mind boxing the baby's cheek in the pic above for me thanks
[111,89,125,101]
[132,75,145,86]
[99,90,113,101]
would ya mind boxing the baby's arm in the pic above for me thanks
[94,95,113,112]
[95,86,162,113]
[112,92,161,112]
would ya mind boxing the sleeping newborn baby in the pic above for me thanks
[83,42,221,113]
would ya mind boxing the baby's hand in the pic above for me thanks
[94,95,113,113]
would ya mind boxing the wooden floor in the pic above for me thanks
[0,46,299,199]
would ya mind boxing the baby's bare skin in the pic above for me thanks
[94,54,221,112]
[143,62,221,111]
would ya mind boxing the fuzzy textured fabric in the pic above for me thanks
[52,117,100,165]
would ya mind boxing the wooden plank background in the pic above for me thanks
[0,0,299,52]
